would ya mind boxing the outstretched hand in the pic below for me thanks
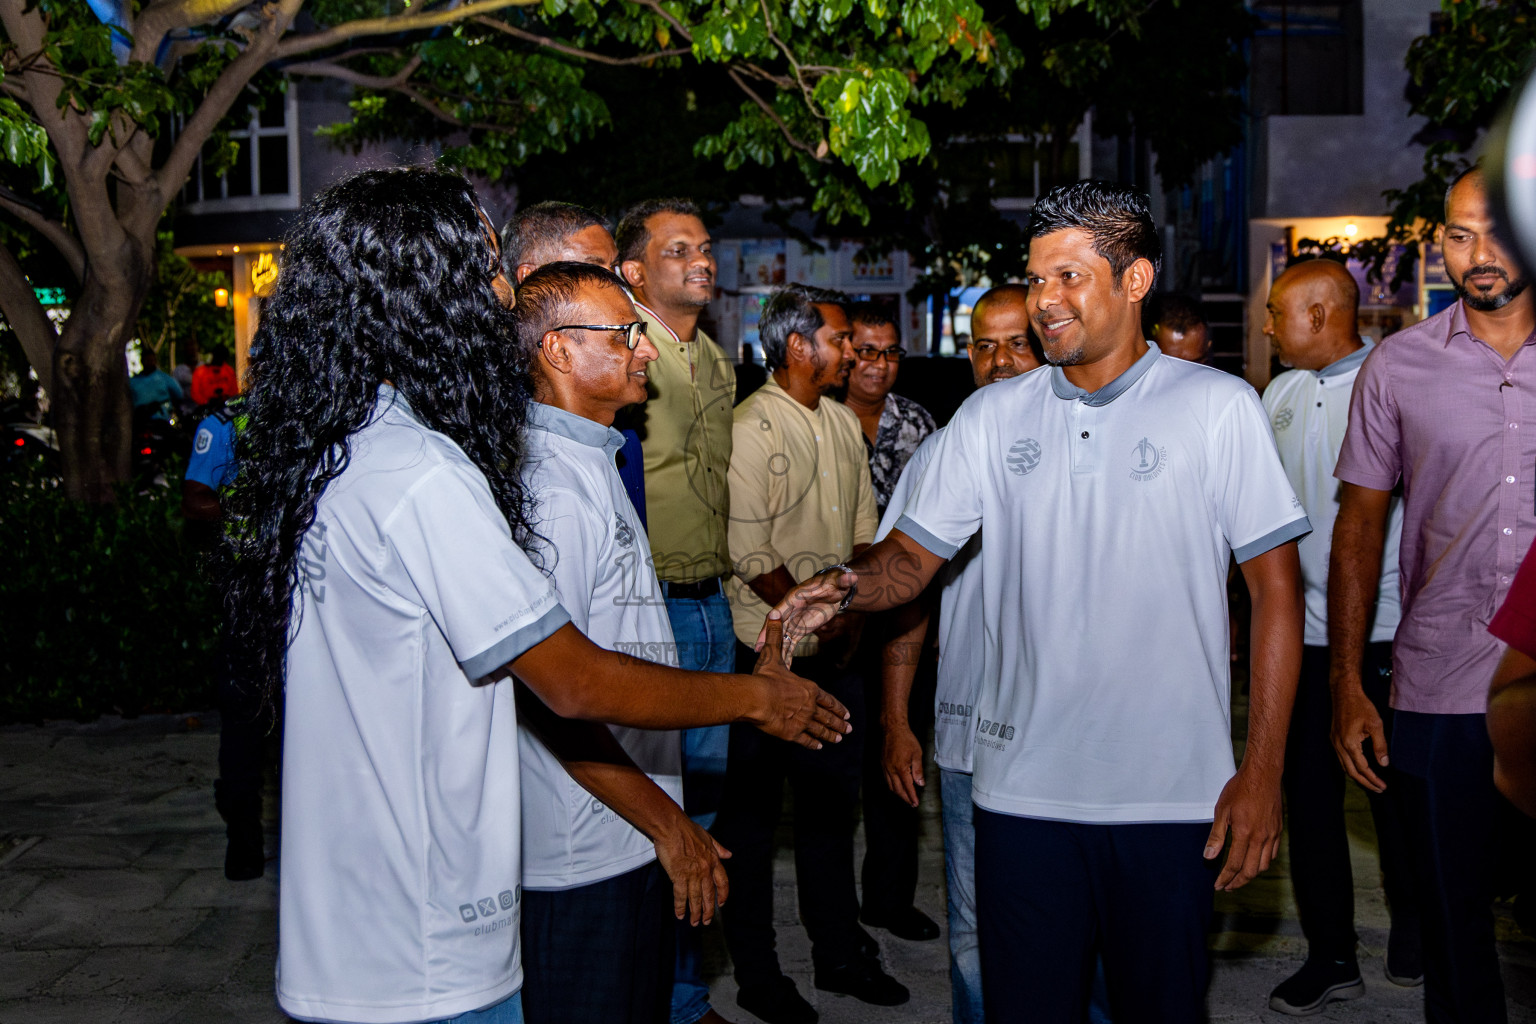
[751,613,851,749]
[653,816,731,926]
[756,569,856,660]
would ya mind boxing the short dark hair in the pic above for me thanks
[501,201,607,274]
[510,261,629,354]
[615,198,703,266]
[845,301,897,334]
[1146,293,1206,335]
[1026,180,1162,288]
[759,283,846,371]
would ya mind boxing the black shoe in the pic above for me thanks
[814,959,910,1006]
[860,905,940,942]
[224,818,265,881]
[736,977,817,1024]
[1385,925,1423,987]
[854,924,880,961]
[1268,958,1365,1015]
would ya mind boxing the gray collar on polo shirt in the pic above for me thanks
[1050,340,1162,407]
[1317,340,1372,378]
[528,401,627,462]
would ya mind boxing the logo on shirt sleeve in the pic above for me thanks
[194,428,212,454]
[1006,438,1042,476]
[1272,407,1294,432]
[1129,437,1168,482]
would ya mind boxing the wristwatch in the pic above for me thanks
[814,563,858,612]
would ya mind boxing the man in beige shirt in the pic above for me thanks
[615,198,739,1024]
[717,284,903,1024]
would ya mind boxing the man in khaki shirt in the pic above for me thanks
[716,284,904,1024]
[615,198,738,1024]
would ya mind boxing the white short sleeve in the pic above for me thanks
[384,462,569,679]
[1213,390,1312,562]
[892,408,984,559]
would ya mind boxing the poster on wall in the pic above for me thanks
[740,293,768,358]
[845,249,903,287]
[786,242,837,287]
[740,239,786,287]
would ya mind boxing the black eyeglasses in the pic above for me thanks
[553,321,649,350]
[853,346,905,364]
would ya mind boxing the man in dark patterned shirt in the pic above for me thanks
[839,302,937,516]
[838,301,943,944]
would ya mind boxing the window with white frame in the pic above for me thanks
[183,89,300,213]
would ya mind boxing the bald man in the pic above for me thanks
[1260,259,1420,1015]
[966,284,1044,384]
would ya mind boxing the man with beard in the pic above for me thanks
[759,182,1308,1023]
[876,282,1042,1024]
[1330,165,1535,1022]
[719,284,902,1023]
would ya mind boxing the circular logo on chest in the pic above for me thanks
[1272,407,1295,432]
[1006,438,1042,476]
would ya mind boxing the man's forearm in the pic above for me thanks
[844,533,947,613]
[514,683,683,841]
[1240,544,1304,780]
[881,600,930,728]
[510,624,770,729]
[1327,490,1389,692]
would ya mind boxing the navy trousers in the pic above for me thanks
[975,809,1214,1024]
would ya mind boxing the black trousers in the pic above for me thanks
[715,644,866,986]
[1393,711,1510,1024]
[1283,643,1419,962]
[858,628,935,918]
[975,809,1215,1024]
[520,861,675,1024]
[214,661,275,817]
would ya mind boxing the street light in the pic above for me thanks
[214,287,229,307]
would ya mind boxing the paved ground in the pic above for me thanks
[2,710,1534,1024]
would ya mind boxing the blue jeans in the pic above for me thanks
[941,768,984,1024]
[665,590,736,1024]
[426,991,523,1024]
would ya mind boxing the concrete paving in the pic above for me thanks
[2,711,1533,1024]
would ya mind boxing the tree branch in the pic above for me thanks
[131,0,256,64]
[284,55,424,92]
[272,0,543,61]
[0,239,58,396]
[472,17,690,65]
[726,67,826,161]
[152,0,303,222]
[628,0,693,44]
[0,189,86,283]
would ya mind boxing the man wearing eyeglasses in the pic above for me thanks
[838,303,936,518]
[513,261,721,1024]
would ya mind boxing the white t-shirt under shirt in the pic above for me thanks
[519,403,684,891]
[894,347,1309,824]
[1262,344,1403,647]
[876,428,985,774]
[278,388,569,1024]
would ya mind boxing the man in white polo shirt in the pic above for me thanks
[514,261,725,1024]
[875,282,1041,1024]
[764,180,1308,1023]
[216,168,850,1024]
[1259,258,1420,1015]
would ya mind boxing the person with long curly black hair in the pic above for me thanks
[216,167,850,1024]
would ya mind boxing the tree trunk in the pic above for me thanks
[53,246,152,503]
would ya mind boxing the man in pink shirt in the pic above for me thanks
[1331,166,1533,1022]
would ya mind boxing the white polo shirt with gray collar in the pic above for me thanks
[1262,343,1403,647]
[894,345,1309,824]
[278,387,570,1024]
[519,402,684,891]
[876,427,985,774]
